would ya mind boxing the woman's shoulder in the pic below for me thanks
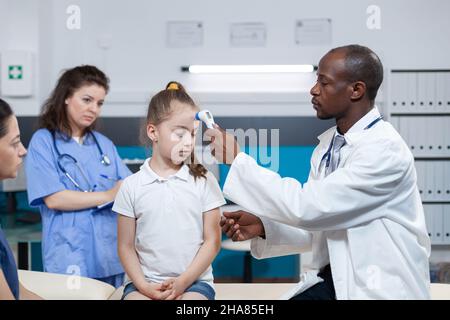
[91,130,118,149]
[29,128,53,145]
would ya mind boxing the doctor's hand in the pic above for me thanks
[220,211,265,241]
[204,124,241,165]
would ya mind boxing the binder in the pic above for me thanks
[435,73,446,113]
[390,116,399,131]
[435,161,444,201]
[446,116,450,156]
[417,73,428,112]
[433,204,444,244]
[426,73,437,113]
[436,117,444,157]
[415,161,425,198]
[423,204,433,239]
[446,72,450,112]
[390,73,403,112]
[441,161,450,201]
[444,204,450,244]
[406,73,418,113]
[425,161,435,201]
[416,117,425,156]
[405,117,415,153]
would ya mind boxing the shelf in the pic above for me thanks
[390,113,450,116]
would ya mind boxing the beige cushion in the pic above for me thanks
[17,270,450,300]
[109,283,297,300]
[430,283,450,300]
[18,270,116,300]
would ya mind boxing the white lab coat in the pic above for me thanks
[223,109,431,300]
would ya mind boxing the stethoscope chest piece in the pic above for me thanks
[101,155,111,166]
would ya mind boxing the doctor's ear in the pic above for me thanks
[146,123,158,143]
[349,81,366,101]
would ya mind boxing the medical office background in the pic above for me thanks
[0,0,450,284]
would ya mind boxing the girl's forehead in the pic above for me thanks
[167,105,198,125]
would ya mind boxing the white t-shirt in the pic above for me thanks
[113,158,226,287]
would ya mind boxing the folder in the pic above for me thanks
[444,204,450,244]
[404,117,414,153]
[435,117,444,157]
[423,204,433,239]
[406,73,418,113]
[426,161,435,201]
[390,115,399,131]
[417,73,427,113]
[433,204,444,244]
[426,73,436,113]
[444,161,449,201]
[415,161,425,198]
[435,73,446,113]
[446,73,450,113]
[436,161,444,201]
[446,116,450,157]
[390,72,405,113]
[415,117,425,156]
[425,117,433,156]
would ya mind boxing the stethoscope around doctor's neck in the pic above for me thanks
[52,130,111,192]
[321,116,383,170]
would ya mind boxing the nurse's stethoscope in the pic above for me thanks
[52,130,111,192]
[320,116,383,171]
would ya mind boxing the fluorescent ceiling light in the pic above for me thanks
[181,64,317,73]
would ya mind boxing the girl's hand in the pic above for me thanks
[138,282,172,300]
[162,277,189,300]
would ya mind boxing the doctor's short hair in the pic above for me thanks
[329,44,384,101]
[142,81,207,180]
[39,65,109,139]
[0,99,14,139]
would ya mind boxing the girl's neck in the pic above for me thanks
[149,151,183,178]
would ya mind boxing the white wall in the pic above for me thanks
[0,0,40,115]
[1,0,450,116]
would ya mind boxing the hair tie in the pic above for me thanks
[167,83,179,90]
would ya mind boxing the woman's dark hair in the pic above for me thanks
[0,98,14,139]
[39,65,109,138]
[144,81,207,180]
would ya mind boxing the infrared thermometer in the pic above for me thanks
[195,110,216,129]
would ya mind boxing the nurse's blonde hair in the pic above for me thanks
[144,81,207,180]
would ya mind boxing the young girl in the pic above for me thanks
[115,81,225,300]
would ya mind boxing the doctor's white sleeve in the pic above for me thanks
[223,139,409,231]
[251,217,313,259]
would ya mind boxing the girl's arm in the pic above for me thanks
[0,270,15,300]
[19,283,43,300]
[44,181,122,211]
[117,214,171,300]
[165,207,221,299]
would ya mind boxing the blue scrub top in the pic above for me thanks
[0,228,19,299]
[25,129,132,279]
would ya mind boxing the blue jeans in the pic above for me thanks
[95,273,124,288]
[122,281,215,300]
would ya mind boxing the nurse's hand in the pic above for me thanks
[105,181,123,201]
[204,124,240,165]
[220,211,265,241]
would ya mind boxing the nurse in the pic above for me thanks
[25,65,131,287]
